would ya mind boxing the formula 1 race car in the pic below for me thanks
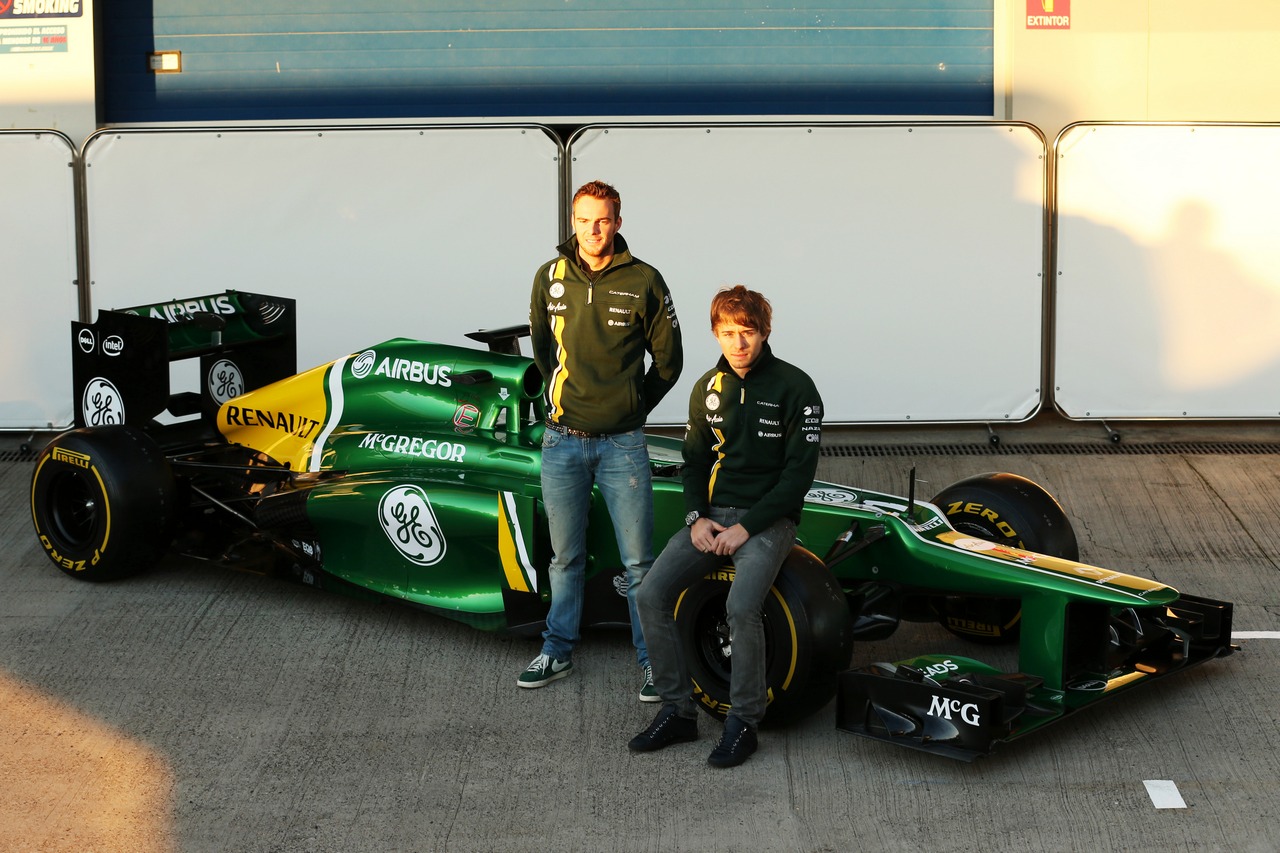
[30,291,1236,760]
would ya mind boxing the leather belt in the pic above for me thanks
[545,420,607,439]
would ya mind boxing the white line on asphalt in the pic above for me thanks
[1232,631,1280,639]
[1144,780,1187,809]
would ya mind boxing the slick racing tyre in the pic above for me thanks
[674,547,854,726]
[931,472,1079,644]
[31,426,177,581]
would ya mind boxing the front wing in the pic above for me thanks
[835,593,1235,760]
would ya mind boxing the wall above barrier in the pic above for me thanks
[6,121,1051,431]
[1053,122,1280,420]
[568,122,1049,424]
[80,125,563,382]
[39,120,1280,431]
[0,131,79,431]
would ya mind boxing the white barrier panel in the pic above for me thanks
[0,131,79,431]
[568,123,1048,424]
[82,126,561,380]
[1055,123,1280,420]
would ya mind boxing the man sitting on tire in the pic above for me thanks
[629,285,823,768]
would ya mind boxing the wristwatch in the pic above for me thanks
[685,510,701,527]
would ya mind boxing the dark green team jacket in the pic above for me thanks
[682,343,823,536]
[529,234,683,434]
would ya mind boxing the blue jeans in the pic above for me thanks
[540,425,653,666]
[636,508,797,728]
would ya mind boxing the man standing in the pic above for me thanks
[628,285,822,767]
[521,180,683,701]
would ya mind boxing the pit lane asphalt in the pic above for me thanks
[2,418,1277,853]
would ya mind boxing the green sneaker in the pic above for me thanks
[518,653,572,688]
[639,663,661,703]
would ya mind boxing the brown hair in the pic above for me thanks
[571,180,621,218]
[710,285,772,336]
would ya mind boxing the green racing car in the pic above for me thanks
[30,290,1235,760]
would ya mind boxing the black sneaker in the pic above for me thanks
[707,716,757,768]
[628,705,698,752]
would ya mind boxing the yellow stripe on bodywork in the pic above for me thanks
[498,492,537,593]
[936,530,1170,595]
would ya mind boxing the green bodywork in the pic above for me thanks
[216,334,1187,695]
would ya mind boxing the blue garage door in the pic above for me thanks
[101,2,993,123]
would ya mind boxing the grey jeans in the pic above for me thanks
[635,507,796,728]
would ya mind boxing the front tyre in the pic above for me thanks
[674,547,854,726]
[31,426,176,581]
[931,472,1079,644]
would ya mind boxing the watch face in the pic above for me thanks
[685,511,699,526]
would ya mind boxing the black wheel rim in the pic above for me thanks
[691,592,778,686]
[693,593,733,683]
[47,469,99,547]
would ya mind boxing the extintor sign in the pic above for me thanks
[1027,0,1070,30]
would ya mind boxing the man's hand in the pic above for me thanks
[710,523,750,556]
[690,517,724,554]
[691,518,750,556]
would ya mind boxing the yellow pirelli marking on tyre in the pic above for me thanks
[50,447,91,468]
[944,500,1019,539]
[31,455,112,571]
[769,585,799,690]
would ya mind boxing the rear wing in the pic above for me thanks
[464,324,531,356]
[71,291,296,428]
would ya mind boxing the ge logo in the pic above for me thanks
[82,378,125,426]
[378,485,447,566]
[208,360,245,404]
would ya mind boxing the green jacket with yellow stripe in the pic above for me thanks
[681,344,823,536]
[529,234,683,434]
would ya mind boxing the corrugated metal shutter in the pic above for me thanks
[101,2,992,123]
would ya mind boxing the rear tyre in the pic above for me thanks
[931,472,1078,644]
[675,547,854,726]
[31,426,176,581]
